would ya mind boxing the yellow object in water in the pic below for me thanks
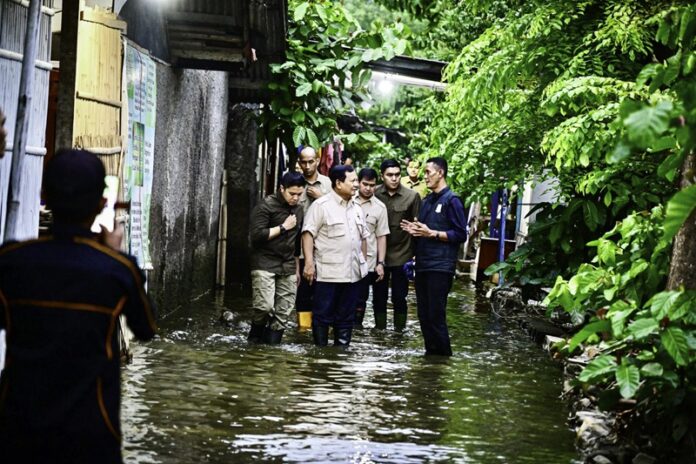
[297,311,312,330]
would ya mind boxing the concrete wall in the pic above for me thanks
[148,66,228,314]
[118,0,169,62]
[224,103,260,294]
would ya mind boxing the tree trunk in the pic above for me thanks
[667,153,696,291]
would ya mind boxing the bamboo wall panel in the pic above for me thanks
[0,0,54,241]
[74,8,123,176]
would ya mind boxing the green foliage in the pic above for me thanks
[375,0,518,60]
[544,207,696,421]
[354,86,444,163]
[488,198,617,288]
[259,0,407,155]
[541,5,696,453]
[341,0,696,454]
[433,0,676,202]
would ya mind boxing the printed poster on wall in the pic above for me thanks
[124,43,156,270]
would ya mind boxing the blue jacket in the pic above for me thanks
[0,223,157,463]
[415,188,467,274]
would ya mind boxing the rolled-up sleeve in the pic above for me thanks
[376,206,390,237]
[249,202,270,245]
[445,197,468,244]
[410,194,421,222]
[302,202,323,237]
[356,208,370,240]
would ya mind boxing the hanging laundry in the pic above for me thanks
[318,143,334,176]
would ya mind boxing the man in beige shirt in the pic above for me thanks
[298,147,332,214]
[302,165,369,347]
[295,147,332,329]
[354,168,389,328]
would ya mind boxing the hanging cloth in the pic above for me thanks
[319,144,334,176]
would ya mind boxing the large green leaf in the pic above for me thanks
[568,320,611,352]
[597,239,616,266]
[661,327,689,366]
[306,127,320,149]
[658,151,686,182]
[608,300,636,336]
[624,100,674,149]
[296,82,312,97]
[664,184,696,241]
[292,110,306,125]
[649,291,682,319]
[578,355,617,383]
[292,126,306,148]
[293,2,309,22]
[615,363,640,399]
[314,3,327,23]
[359,132,380,142]
[687,332,696,350]
[582,201,600,231]
[640,362,664,377]
[627,318,659,340]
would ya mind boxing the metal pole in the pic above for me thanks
[5,0,43,242]
[490,190,499,238]
[498,188,508,286]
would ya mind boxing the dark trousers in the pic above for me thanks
[313,281,360,329]
[0,423,122,464]
[373,265,409,315]
[356,272,377,311]
[415,271,454,356]
[295,259,314,312]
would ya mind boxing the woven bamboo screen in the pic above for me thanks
[0,0,54,241]
[73,7,125,177]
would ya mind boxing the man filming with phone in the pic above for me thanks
[0,149,157,463]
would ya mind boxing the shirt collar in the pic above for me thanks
[432,186,450,199]
[384,184,403,196]
[304,175,321,186]
[357,195,374,205]
[330,190,351,207]
[275,191,288,205]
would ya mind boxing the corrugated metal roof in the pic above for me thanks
[164,2,285,68]
[162,0,287,102]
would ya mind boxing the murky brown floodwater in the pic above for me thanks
[122,280,580,463]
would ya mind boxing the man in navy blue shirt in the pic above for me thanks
[0,149,157,463]
[401,157,467,356]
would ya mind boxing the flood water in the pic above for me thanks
[122,280,580,463]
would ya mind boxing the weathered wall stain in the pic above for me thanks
[149,66,228,314]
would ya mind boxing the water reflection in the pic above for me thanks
[122,281,579,463]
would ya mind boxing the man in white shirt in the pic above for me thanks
[302,165,369,346]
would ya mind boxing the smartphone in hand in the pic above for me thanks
[91,175,120,233]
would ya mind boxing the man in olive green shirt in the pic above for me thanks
[374,159,421,330]
[248,172,306,344]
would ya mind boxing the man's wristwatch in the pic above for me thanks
[376,261,385,267]
[279,224,287,235]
